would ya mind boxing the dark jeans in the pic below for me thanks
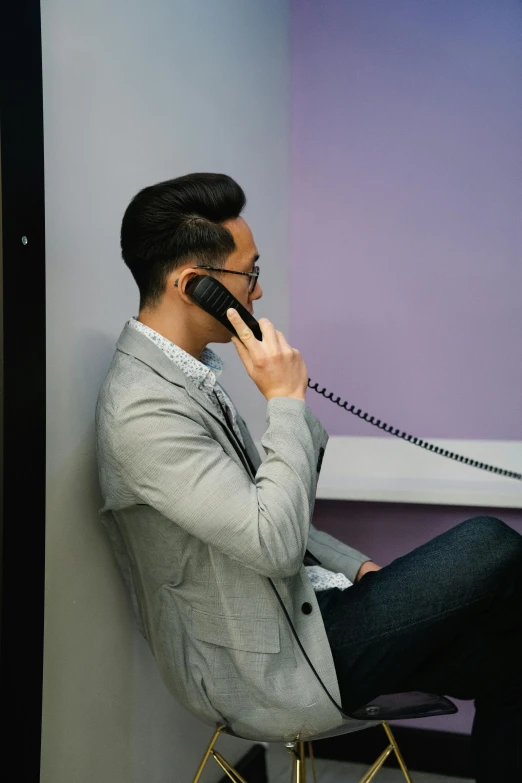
[315,516,522,783]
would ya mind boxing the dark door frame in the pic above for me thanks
[0,0,46,780]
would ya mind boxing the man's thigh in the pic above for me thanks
[316,516,522,711]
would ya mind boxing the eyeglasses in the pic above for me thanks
[174,265,260,294]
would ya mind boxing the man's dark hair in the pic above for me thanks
[121,173,246,309]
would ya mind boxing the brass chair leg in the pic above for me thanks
[296,754,304,783]
[211,749,249,783]
[193,721,414,783]
[286,742,303,783]
[382,722,414,783]
[192,726,224,783]
[191,726,249,783]
[358,744,393,783]
[299,741,307,782]
[356,721,414,783]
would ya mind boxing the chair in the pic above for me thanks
[191,691,458,782]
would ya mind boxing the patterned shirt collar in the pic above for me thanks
[127,317,224,393]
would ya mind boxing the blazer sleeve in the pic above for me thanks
[306,523,371,583]
[109,393,328,579]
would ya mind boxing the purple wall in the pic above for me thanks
[290,0,522,439]
[291,0,522,734]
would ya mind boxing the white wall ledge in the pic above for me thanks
[256,437,522,509]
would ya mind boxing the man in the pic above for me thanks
[96,173,522,780]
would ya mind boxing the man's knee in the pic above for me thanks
[461,515,522,571]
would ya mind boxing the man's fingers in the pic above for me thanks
[227,308,253,340]
[227,308,280,355]
[227,308,277,343]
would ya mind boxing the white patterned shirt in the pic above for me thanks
[127,317,352,592]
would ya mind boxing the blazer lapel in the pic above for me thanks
[115,323,258,479]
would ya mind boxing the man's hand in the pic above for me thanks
[227,309,308,401]
[355,560,382,582]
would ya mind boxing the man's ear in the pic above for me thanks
[172,267,199,298]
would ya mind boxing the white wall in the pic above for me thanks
[41,1,290,781]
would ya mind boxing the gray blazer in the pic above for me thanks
[95,323,374,741]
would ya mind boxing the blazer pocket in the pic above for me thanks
[191,607,280,654]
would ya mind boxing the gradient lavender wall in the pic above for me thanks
[291,0,522,734]
[291,0,521,440]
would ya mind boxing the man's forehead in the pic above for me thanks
[225,217,258,263]
[226,216,252,240]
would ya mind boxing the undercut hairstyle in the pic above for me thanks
[120,173,246,309]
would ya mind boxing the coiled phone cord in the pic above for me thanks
[308,379,522,482]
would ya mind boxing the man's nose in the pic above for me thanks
[251,283,263,300]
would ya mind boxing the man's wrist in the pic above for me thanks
[355,560,382,582]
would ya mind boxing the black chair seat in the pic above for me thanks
[346,691,457,721]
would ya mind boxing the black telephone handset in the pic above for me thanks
[185,274,264,341]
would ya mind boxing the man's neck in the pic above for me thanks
[136,311,209,360]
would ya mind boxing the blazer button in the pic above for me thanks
[301,602,313,615]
